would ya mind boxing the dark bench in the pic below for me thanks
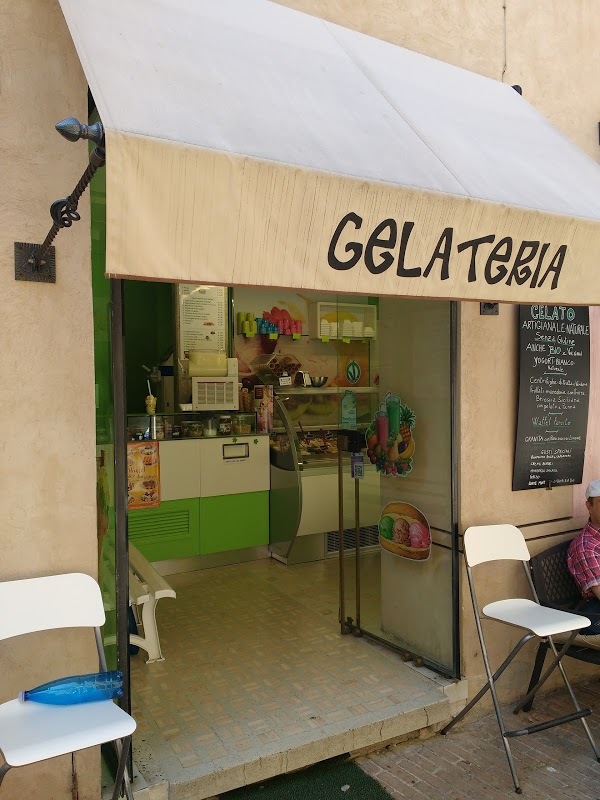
[525,539,600,710]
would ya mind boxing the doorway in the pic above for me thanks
[336,298,459,677]
[94,264,462,794]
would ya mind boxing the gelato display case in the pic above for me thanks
[270,387,377,468]
[268,386,379,561]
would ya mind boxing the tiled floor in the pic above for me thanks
[131,554,464,799]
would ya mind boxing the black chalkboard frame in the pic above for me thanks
[513,304,590,492]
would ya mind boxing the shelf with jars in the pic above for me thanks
[126,411,260,441]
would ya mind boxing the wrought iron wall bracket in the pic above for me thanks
[14,242,56,283]
[14,117,105,284]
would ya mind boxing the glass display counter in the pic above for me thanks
[269,387,378,469]
[268,385,379,561]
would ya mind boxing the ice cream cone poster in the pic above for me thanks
[365,393,415,476]
[127,442,161,509]
[378,502,431,561]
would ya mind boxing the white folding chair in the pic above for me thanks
[0,573,136,799]
[442,525,600,794]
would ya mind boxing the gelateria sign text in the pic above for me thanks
[328,213,567,290]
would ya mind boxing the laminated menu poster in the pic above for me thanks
[177,284,227,357]
[513,305,590,491]
[127,442,161,509]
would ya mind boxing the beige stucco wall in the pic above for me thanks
[1,6,597,796]
[459,3,600,705]
[0,0,98,796]
[277,0,600,703]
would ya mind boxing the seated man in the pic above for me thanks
[567,479,600,636]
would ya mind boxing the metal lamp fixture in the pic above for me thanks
[14,117,105,283]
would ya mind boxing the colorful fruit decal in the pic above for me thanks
[365,393,415,477]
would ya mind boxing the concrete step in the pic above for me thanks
[128,673,467,800]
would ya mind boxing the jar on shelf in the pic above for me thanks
[232,413,256,435]
[218,414,232,435]
[188,422,204,438]
[204,416,218,437]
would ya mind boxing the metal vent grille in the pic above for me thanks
[327,525,379,554]
[192,377,238,410]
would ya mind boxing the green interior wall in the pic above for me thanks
[124,281,174,413]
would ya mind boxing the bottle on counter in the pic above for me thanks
[19,670,123,706]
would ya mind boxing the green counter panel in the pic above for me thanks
[199,491,269,555]
[128,499,200,562]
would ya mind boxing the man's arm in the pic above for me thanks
[590,584,600,601]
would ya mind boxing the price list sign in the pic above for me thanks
[513,305,590,491]
[177,285,227,358]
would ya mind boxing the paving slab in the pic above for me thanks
[359,678,600,798]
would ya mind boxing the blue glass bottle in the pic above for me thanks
[19,670,123,705]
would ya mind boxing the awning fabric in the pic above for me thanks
[60,0,600,303]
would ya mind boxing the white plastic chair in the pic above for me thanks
[441,525,600,794]
[0,573,136,799]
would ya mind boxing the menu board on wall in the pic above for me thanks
[513,305,590,491]
[177,285,227,358]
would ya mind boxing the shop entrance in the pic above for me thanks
[92,236,462,793]
[266,293,459,677]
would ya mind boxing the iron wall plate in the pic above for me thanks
[14,242,56,283]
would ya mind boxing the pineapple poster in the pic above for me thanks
[365,393,415,477]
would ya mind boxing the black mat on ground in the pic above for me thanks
[222,757,393,800]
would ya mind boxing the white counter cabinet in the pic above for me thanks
[200,437,269,497]
[158,436,269,501]
[158,440,201,501]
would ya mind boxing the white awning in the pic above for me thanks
[59,0,600,303]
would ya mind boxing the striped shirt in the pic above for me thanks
[567,521,600,599]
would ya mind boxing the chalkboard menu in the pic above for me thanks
[513,305,590,491]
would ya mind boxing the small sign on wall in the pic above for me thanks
[127,442,161,509]
[351,453,364,479]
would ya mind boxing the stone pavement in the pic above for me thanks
[358,679,600,799]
